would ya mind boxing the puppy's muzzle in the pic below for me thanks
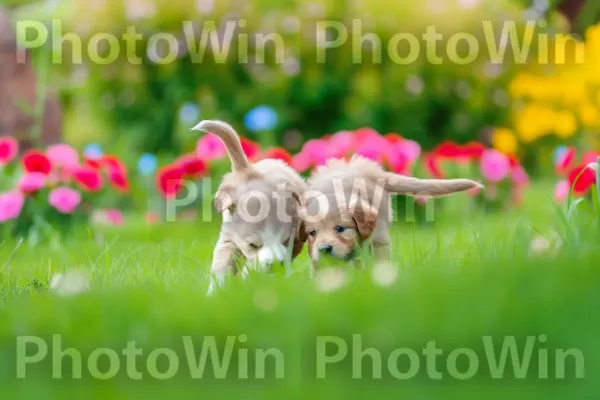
[319,245,333,255]
[258,245,288,271]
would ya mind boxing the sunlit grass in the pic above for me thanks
[0,182,597,398]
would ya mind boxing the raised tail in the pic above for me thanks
[383,173,483,197]
[192,120,251,172]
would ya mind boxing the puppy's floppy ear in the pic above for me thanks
[277,182,303,206]
[351,203,378,239]
[291,219,308,259]
[214,186,235,213]
[296,218,308,243]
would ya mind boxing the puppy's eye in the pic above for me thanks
[334,226,346,233]
[249,243,261,250]
[282,238,290,247]
[309,230,317,237]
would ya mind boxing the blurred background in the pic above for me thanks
[1,0,600,175]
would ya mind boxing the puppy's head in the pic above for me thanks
[216,177,305,270]
[301,191,378,262]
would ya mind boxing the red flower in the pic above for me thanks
[84,157,102,169]
[556,147,576,174]
[433,141,461,158]
[354,127,380,142]
[461,141,485,160]
[0,136,19,165]
[107,168,130,192]
[241,137,260,160]
[507,153,521,168]
[260,147,293,164]
[568,164,596,195]
[22,150,52,175]
[424,154,444,178]
[100,154,123,171]
[384,133,404,144]
[72,165,103,192]
[388,151,408,174]
[176,154,207,179]
[156,164,184,199]
[101,155,130,192]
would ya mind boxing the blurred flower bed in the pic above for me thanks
[492,22,600,172]
[6,0,600,240]
[2,125,534,242]
[11,0,567,165]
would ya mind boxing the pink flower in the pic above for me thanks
[396,140,421,163]
[353,129,388,163]
[388,139,422,173]
[291,151,313,172]
[354,127,381,142]
[46,144,79,171]
[554,180,570,203]
[415,196,429,206]
[328,131,356,158]
[0,136,19,165]
[356,142,386,163]
[196,134,227,161]
[105,208,124,226]
[18,172,47,194]
[48,187,81,214]
[555,147,575,174]
[387,151,409,174]
[480,149,510,183]
[301,139,334,166]
[0,190,25,222]
[511,165,529,187]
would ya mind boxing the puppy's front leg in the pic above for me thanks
[207,240,238,295]
[372,241,391,263]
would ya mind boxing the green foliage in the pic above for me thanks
[12,0,564,155]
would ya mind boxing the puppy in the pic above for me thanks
[300,155,482,268]
[192,120,307,294]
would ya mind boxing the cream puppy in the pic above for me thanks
[192,120,307,294]
[301,155,482,268]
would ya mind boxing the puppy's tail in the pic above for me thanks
[192,120,250,172]
[383,173,483,197]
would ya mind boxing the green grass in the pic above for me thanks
[0,182,598,399]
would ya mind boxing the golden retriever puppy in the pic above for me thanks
[300,155,482,268]
[192,120,307,294]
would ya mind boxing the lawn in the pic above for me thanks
[0,181,598,399]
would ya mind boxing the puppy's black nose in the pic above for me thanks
[319,245,333,255]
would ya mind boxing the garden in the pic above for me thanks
[1,0,600,398]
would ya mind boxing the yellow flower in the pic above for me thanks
[516,116,542,143]
[579,103,600,127]
[492,128,518,154]
[554,111,578,138]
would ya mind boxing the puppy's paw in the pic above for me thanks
[206,267,230,296]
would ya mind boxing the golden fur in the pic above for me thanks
[301,155,482,269]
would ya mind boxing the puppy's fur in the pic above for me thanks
[301,155,482,268]
[192,120,307,293]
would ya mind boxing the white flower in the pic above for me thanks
[49,269,91,297]
[371,262,398,287]
[253,289,278,313]
[315,268,347,293]
[529,232,562,257]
